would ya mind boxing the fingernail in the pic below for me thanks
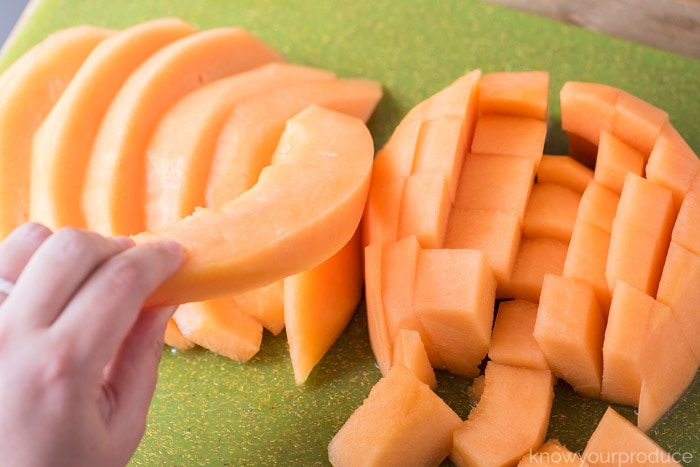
[113,236,136,249]
[158,240,186,258]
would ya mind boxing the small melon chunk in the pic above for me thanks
[232,280,285,336]
[501,237,569,302]
[470,114,547,166]
[381,235,423,342]
[611,90,669,157]
[533,274,605,399]
[488,299,549,371]
[583,407,681,466]
[362,176,404,247]
[536,155,593,194]
[397,171,452,248]
[392,329,437,389]
[593,130,645,194]
[560,81,620,147]
[364,243,392,376]
[522,182,581,242]
[671,173,700,256]
[451,361,555,467]
[328,363,462,467]
[477,70,549,120]
[164,318,195,350]
[517,439,589,466]
[576,181,620,234]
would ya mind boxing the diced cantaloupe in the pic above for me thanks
[560,81,620,148]
[670,173,700,256]
[451,361,555,467]
[231,280,285,336]
[576,181,620,235]
[364,242,392,376]
[488,299,549,371]
[397,171,451,248]
[328,363,462,467]
[362,176,405,247]
[502,237,569,302]
[593,130,645,194]
[470,114,547,165]
[0,25,113,239]
[611,90,669,157]
[444,207,521,289]
[477,70,549,120]
[536,155,593,194]
[413,248,496,378]
[369,117,422,184]
[517,439,589,466]
[583,407,681,466]
[392,329,437,390]
[164,317,195,350]
[30,18,196,231]
[533,274,605,399]
[284,230,363,385]
[600,281,654,406]
[522,182,581,242]
[381,235,423,342]
[605,173,675,296]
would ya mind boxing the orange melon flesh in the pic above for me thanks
[0,25,113,239]
[536,155,593,194]
[488,299,549,371]
[381,235,423,342]
[533,274,606,399]
[583,407,680,466]
[392,328,438,390]
[144,63,336,229]
[638,299,700,432]
[284,229,363,385]
[83,27,283,236]
[173,297,263,362]
[30,18,196,231]
[576,181,620,234]
[605,173,675,296]
[413,248,496,378]
[671,174,700,256]
[164,317,195,350]
[450,361,555,467]
[611,90,669,157]
[600,281,654,407]
[522,182,581,242]
[206,78,382,209]
[232,280,285,336]
[361,176,404,247]
[560,81,620,148]
[501,237,568,302]
[328,363,462,467]
[470,114,547,163]
[137,105,373,306]
[397,171,451,248]
[364,243,393,376]
[593,130,645,194]
[517,439,589,466]
[477,70,549,120]
[368,116,422,185]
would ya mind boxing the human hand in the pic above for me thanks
[0,223,185,467]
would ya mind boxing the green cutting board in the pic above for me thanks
[2,1,699,465]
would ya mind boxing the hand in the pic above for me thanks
[0,223,185,467]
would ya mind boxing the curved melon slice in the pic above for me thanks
[144,62,336,230]
[83,27,283,236]
[205,78,382,209]
[136,105,374,307]
[0,25,113,239]
[30,18,196,231]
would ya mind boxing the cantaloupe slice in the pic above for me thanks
[451,361,555,467]
[593,130,645,194]
[284,229,363,385]
[361,175,405,247]
[611,90,669,157]
[392,328,438,390]
[83,27,283,236]
[136,105,374,306]
[30,18,196,231]
[477,70,549,120]
[522,182,581,242]
[536,155,593,194]
[328,363,462,467]
[364,242,393,376]
[470,114,548,164]
[533,274,605,399]
[560,81,620,148]
[144,62,336,230]
[232,280,285,336]
[576,181,620,235]
[517,439,589,466]
[0,25,113,239]
[502,237,569,302]
[488,299,549,371]
[671,173,700,256]
[583,407,681,466]
[397,171,451,248]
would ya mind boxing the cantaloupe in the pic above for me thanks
[488,299,549,371]
[522,182,581,242]
[364,242,393,376]
[477,70,549,120]
[232,280,285,336]
[670,172,700,257]
[560,81,620,149]
[501,236,569,302]
[593,130,645,194]
[397,171,452,248]
[576,181,620,234]
[611,90,668,157]
[328,363,462,467]
[470,114,547,164]
[0,25,113,239]
[392,328,438,389]
[536,155,593,194]
[164,317,195,350]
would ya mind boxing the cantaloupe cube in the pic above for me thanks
[593,130,645,194]
[606,173,675,296]
[600,281,654,407]
[370,118,421,183]
[413,248,496,378]
[576,181,620,234]
[362,175,405,247]
[533,275,605,399]
[488,300,549,370]
[536,155,593,194]
[583,407,680,466]
[670,173,700,256]
[638,300,700,432]
[392,329,437,389]
[232,280,285,335]
[656,242,700,359]
[611,90,669,157]
[453,152,536,222]
[364,243,392,376]
[470,114,547,164]
[517,439,589,466]
[478,70,549,120]
[502,237,569,302]
[397,171,451,248]
[451,361,555,467]
[328,363,462,467]
[444,207,521,289]
[522,182,581,242]
[164,317,195,350]
[560,81,620,147]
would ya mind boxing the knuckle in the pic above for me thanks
[50,228,95,259]
[105,255,147,297]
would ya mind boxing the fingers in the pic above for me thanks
[0,223,52,307]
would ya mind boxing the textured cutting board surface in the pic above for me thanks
[1,1,699,465]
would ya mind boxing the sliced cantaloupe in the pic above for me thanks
[477,70,549,120]
[451,361,555,467]
[593,130,645,194]
[470,114,548,164]
[361,175,405,247]
[397,171,451,248]
[488,299,549,371]
[284,229,363,385]
[560,81,620,148]
[327,363,462,467]
[583,407,681,466]
[576,181,620,235]
[533,274,606,399]
[611,90,669,157]
[205,78,382,209]
[517,439,589,466]
[413,248,496,378]
[30,18,196,231]
[144,63,336,230]
[83,27,283,236]
[522,182,581,243]
[671,173,700,256]
[0,25,113,239]
[392,328,437,390]
[364,242,393,376]
[232,280,285,336]
[536,154,593,194]
[136,105,374,306]
[501,236,569,302]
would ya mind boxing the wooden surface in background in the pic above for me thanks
[485,0,700,59]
